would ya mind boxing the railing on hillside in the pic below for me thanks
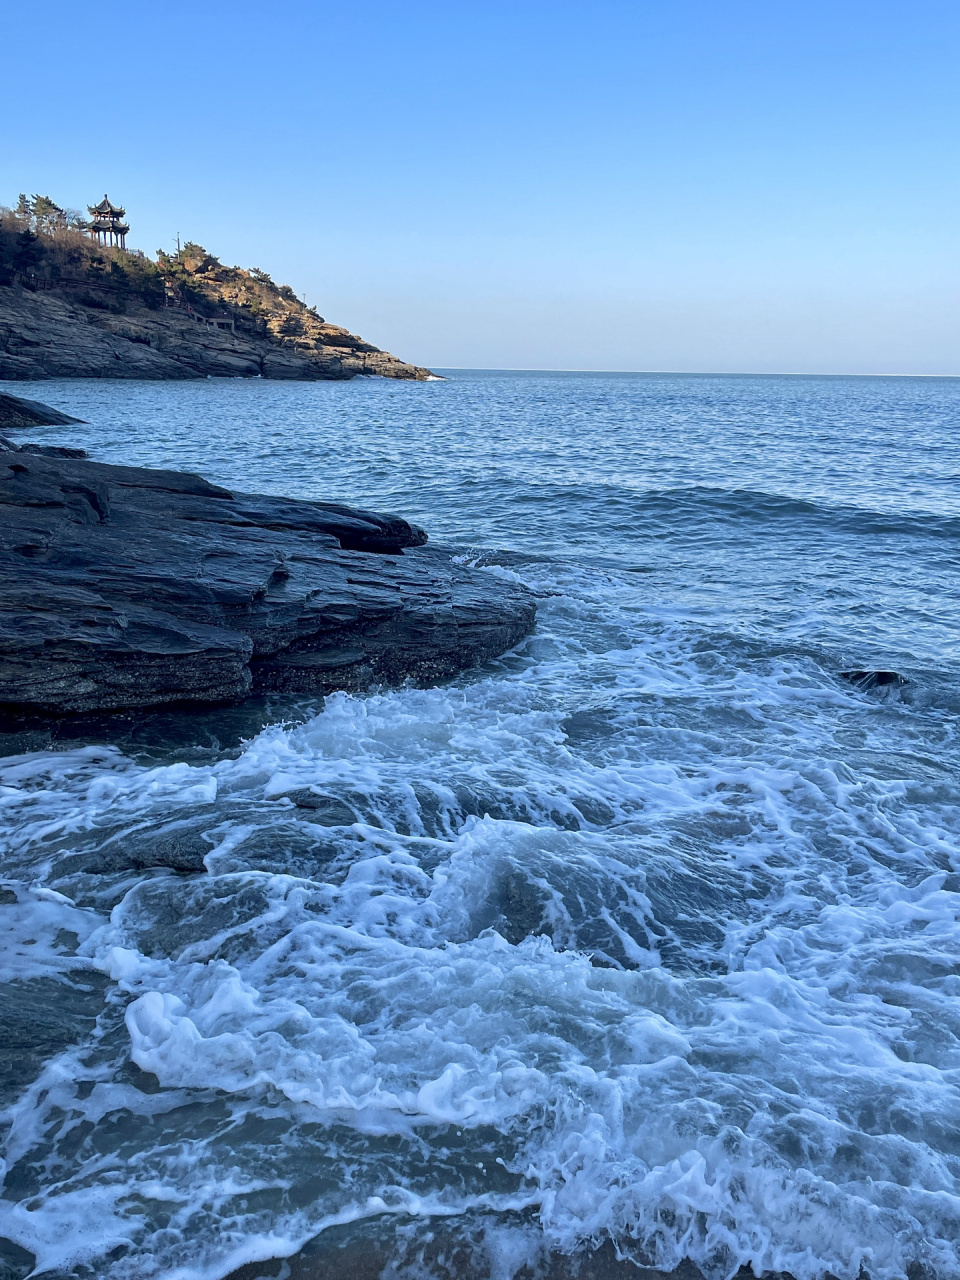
[163,295,236,333]
[9,271,133,297]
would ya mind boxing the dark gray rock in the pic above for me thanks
[68,820,215,874]
[0,434,88,459]
[284,790,362,825]
[0,391,85,429]
[0,973,109,1106]
[0,441,536,721]
[839,669,905,691]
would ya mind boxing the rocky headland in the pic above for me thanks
[0,425,535,725]
[0,213,434,381]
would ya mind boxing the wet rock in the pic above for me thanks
[111,827,214,873]
[284,791,361,826]
[0,434,88,459]
[0,973,109,1105]
[839,670,906,691]
[493,869,552,945]
[52,820,215,877]
[0,447,536,721]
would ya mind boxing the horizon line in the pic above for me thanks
[430,367,960,379]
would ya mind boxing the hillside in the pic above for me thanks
[0,202,435,381]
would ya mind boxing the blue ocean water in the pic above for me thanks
[0,371,958,1280]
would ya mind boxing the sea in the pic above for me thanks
[0,370,958,1280]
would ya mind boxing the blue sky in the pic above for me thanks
[4,0,958,373]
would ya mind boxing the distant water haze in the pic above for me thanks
[3,0,958,371]
[339,276,957,376]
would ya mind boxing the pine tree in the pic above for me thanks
[13,228,44,274]
[31,195,65,234]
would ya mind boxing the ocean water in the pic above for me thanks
[1,370,959,1280]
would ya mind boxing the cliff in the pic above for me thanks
[0,221,435,381]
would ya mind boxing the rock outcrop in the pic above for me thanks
[0,390,84,429]
[0,285,434,382]
[0,440,535,722]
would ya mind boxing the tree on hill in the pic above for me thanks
[31,196,66,235]
[1,194,167,305]
[6,194,85,237]
[0,194,324,333]
[12,229,43,274]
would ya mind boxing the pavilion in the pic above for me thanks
[86,195,129,248]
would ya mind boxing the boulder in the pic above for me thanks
[0,439,536,721]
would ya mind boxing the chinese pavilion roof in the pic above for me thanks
[88,195,126,218]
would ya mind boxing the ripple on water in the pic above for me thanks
[0,372,958,1280]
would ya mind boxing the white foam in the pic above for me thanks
[0,578,958,1279]
[0,890,100,983]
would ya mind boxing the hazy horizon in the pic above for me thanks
[432,368,960,378]
[5,0,958,376]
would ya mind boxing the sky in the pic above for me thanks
[4,0,959,374]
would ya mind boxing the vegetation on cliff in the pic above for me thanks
[156,242,383,355]
[0,194,433,379]
[0,196,166,310]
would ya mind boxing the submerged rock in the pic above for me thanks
[0,441,536,722]
[839,669,906,691]
[284,790,362,825]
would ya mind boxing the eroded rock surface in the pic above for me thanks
[0,390,85,429]
[0,441,535,721]
[0,286,435,381]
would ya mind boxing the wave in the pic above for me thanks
[1,596,958,1279]
[508,482,960,545]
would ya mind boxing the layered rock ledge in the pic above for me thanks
[0,438,535,722]
[0,286,435,381]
